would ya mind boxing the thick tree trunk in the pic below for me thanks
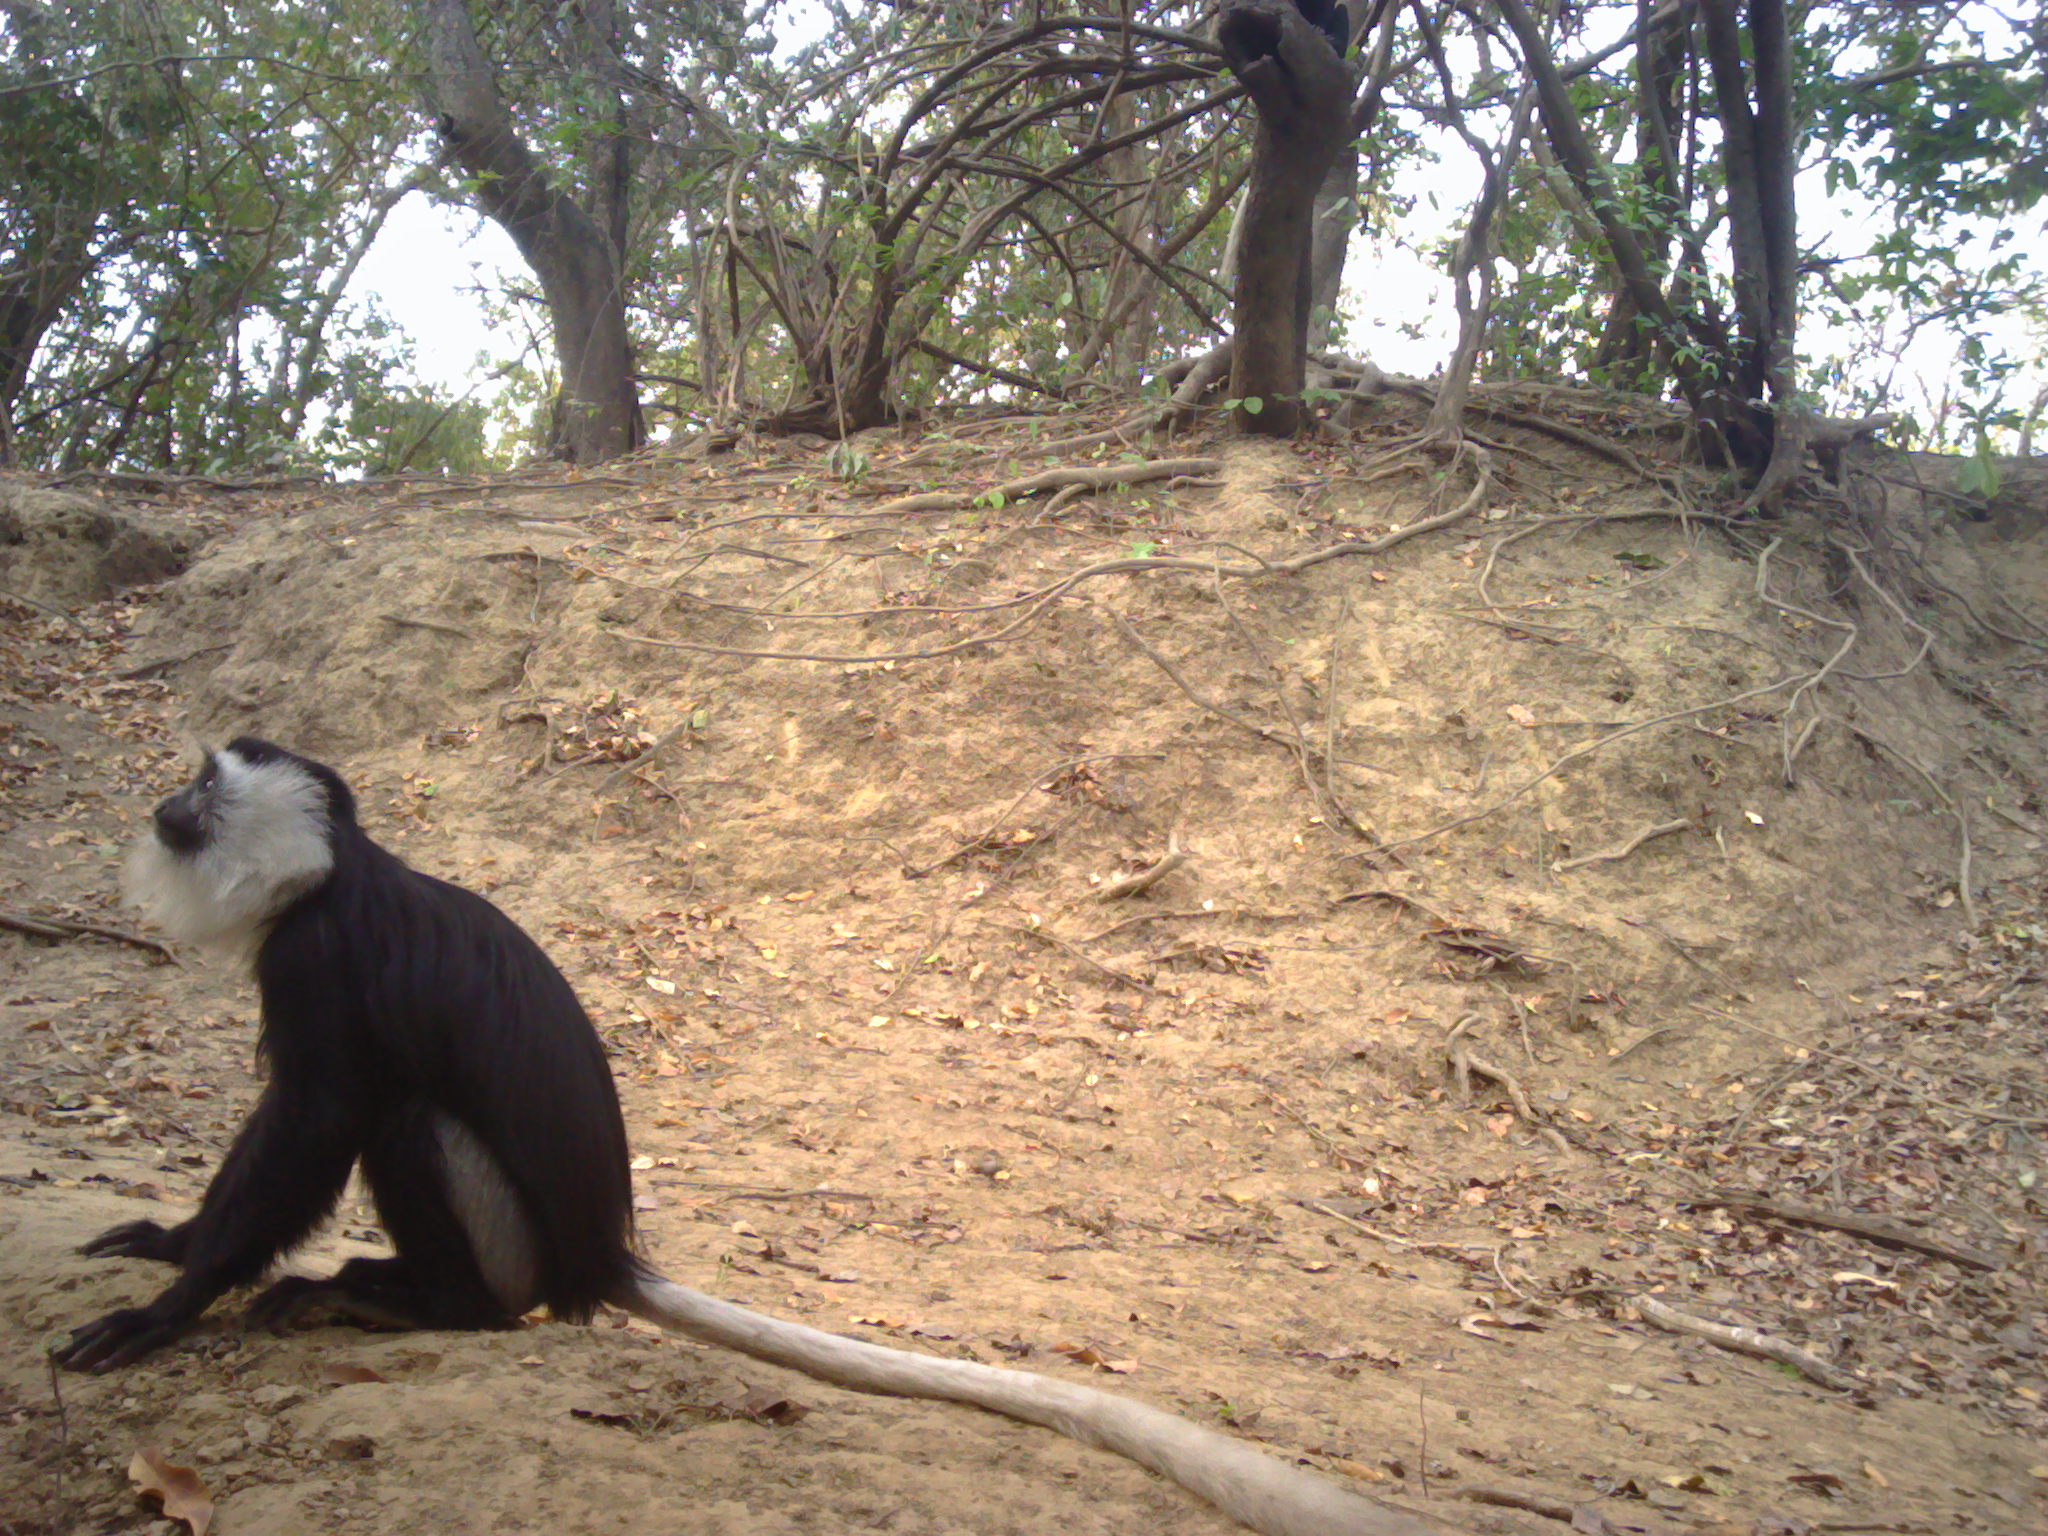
[419,0,642,463]
[1217,0,1355,436]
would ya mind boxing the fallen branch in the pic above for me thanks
[1631,1294,1860,1391]
[1692,1190,2000,1271]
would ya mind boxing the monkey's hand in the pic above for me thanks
[79,1219,188,1263]
[51,1304,191,1372]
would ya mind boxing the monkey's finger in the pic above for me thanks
[79,1220,172,1259]
[51,1309,181,1372]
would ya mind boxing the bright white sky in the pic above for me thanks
[352,197,523,394]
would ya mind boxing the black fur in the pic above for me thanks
[56,738,635,1371]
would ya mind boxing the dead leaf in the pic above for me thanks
[1456,1312,1542,1340]
[1787,1470,1844,1496]
[1051,1342,1139,1372]
[1322,1455,1391,1483]
[318,1362,387,1385]
[128,1448,213,1536]
[727,1387,810,1424]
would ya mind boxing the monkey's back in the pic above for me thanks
[255,826,637,1321]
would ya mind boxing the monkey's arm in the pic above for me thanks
[55,1081,358,1370]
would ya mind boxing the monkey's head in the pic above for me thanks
[127,738,351,950]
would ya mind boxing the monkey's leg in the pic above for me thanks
[248,1105,524,1334]
[56,1082,358,1371]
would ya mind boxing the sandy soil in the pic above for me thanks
[2,412,2044,1536]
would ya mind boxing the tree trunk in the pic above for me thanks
[1497,0,1760,470]
[1306,142,1356,353]
[418,0,642,463]
[1425,94,1534,440]
[1216,0,1355,436]
[1589,10,1689,389]
[1699,0,1799,492]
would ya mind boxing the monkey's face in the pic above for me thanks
[151,754,221,854]
[126,743,339,948]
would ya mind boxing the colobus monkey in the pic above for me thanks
[54,741,1432,1536]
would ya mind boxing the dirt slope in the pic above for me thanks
[2,414,2044,1536]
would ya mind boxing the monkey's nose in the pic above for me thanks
[153,796,205,852]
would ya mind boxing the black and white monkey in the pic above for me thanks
[54,740,1431,1536]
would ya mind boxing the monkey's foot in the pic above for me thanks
[248,1272,428,1333]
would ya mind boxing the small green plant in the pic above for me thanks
[827,442,871,484]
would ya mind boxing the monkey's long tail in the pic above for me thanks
[618,1272,1457,1536]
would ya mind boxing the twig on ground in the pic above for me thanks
[1754,537,1860,783]
[903,752,1162,879]
[1845,725,1976,928]
[1104,604,1302,748]
[1083,906,1295,944]
[0,910,176,961]
[1449,1043,1538,1124]
[622,497,1485,667]
[1000,923,1152,991]
[1210,571,1372,837]
[1445,1487,1575,1520]
[1300,1199,1504,1255]
[1553,818,1690,873]
[1360,670,1807,858]
[0,585,89,630]
[1094,833,1189,901]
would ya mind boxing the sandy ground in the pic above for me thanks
[2,415,2044,1536]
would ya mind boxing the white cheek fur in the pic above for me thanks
[125,752,336,953]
